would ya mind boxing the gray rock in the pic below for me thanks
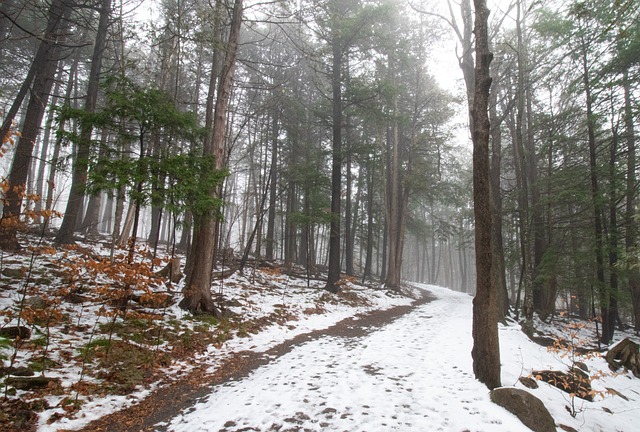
[490,387,556,432]
[1,267,24,279]
[519,376,539,389]
[25,295,47,309]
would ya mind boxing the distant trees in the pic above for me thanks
[0,0,470,305]
[3,0,639,343]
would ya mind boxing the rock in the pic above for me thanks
[519,376,539,389]
[25,295,47,309]
[605,338,640,377]
[5,376,61,390]
[1,267,24,279]
[0,326,31,340]
[558,424,578,432]
[490,387,556,432]
[533,369,593,401]
[0,366,35,377]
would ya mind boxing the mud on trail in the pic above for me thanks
[69,293,434,432]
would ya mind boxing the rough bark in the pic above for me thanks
[470,0,501,390]
[325,10,344,294]
[623,71,640,331]
[183,0,223,281]
[55,0,111,244]
[581,35,609,344]
[1,0,72,251]
[385,114,401,290]
[265,108,279,261]
[489,81,509,320]
[181,0,243,315]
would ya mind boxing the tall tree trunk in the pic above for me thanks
[580,36,609,344]
[489,82,508,320]
[344,125,354,276]
[325,14,344,293]
[55,0,111,244]
[470,0,500,390]
[181,0,243,315]
[607,120,619,343]
[623,71,640,331]
[265,108,279,261]
[1,0,72,251]
[385,116,401,290]
[362,154,375,282]
[183,0,224,280]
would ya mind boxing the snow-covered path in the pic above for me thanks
[160,286,530,432]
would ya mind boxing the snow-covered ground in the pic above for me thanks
[161,285,640,432]
[2,237,639,432]
[1,238,418,432]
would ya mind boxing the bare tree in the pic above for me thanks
[470,0,501,390]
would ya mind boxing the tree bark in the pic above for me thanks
[470,0,501,390]
[183,0,223,281]
[489,81,508,320]
[1,0,72,251]
[580,34,609,344]
[55,0,111,244]
[623,71,640,331]
[181,0,243,315]
[325,10,344,293]
[265,107,279,261]
[385,115,401,290]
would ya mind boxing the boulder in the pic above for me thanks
[490,387,556,432]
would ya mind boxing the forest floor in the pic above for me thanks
[0,232,422,431]
[1,233,640,431]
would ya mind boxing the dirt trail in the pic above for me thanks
[70,292,433,432]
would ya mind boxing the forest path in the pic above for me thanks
[157,286,531,432]
[72,288,433,432]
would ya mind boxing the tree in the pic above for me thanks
[180,0,243,315]
[0,0,73,251]
[470,0,501,390]
[55,0,112,244]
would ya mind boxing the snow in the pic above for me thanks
[2,240,639,432]
[159,285,640,432]
[6,239,417,432]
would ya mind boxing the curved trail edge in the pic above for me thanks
[72,290,434,432]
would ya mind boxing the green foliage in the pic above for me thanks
[57,75,224,220]
[78,338,112,362]
[0,336,10,361]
